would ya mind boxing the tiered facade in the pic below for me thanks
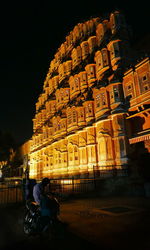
[29,11,150,180]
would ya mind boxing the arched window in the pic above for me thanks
[74,146,78,152]
[88,103,93,114]
[72,110,77,122]
[74,75,80,89]
[67,112,72,125]
[96,23,104,45]
[101,92,106,106]
[96,94,100,108]
[101,48,109,67]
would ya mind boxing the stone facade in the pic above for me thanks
[29,10,150,180]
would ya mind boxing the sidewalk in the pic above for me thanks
[0,195,150,250]
[60,195,150,250]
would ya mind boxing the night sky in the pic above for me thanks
[0,0,149,145]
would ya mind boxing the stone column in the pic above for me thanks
[111,113,129,176]
[29,152,37,179]
[85,126,98,177]
[67,134,80,178]
[78,131,88,178]
[96,119,115,176]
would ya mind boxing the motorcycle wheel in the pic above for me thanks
[23,222,33,235]
[23,212,34,236]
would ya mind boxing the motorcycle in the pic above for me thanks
[23,194,60,237]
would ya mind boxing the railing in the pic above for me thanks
[47,167,128,197]
[0,166,128,205]
[0,178,95,205]
[49,178,96,197]
[0,182,23,206]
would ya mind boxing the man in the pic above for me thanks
[33,177,59,218]
[33,177,50,205]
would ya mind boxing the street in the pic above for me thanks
[0,202,99,250]
[1,196,150,250]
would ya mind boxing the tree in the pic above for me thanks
[0,131,16,161]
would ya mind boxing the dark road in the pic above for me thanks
[1,196,150,250]
[0,204,99,250]
[1,230,99,250]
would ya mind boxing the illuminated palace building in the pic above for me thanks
[29,11,150,180]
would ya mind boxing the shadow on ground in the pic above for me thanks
[1,196,150,250]
[0,204,99,250]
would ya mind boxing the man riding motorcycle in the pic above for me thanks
[23,178,60,236]
[33,178,50,205]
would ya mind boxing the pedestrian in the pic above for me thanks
[24,178,37,201]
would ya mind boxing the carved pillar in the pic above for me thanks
[52,143,59,178]
[67,134,80,178]
[29,152,37,179]
[47,145,53,178]
[42,148,47,178]
[59,139,68,178]
[40,150,44,179]
[85,126,97,177]
[96,119,115,175]
[111,113,129,175]
[78,131,88,177]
